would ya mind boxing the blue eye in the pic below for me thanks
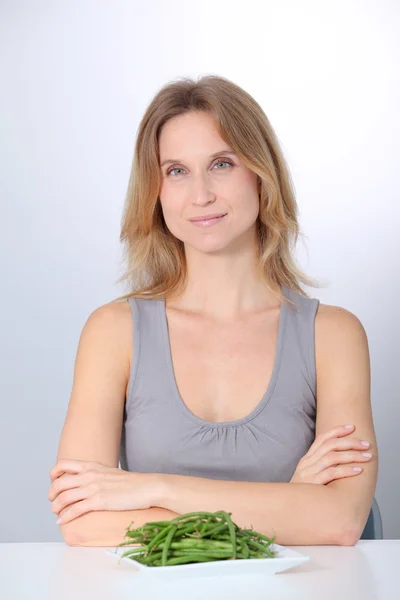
[214,160,232,169]
[166,160,233,177]
[167,167,184,176]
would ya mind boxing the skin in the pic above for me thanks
[158,110,277,320]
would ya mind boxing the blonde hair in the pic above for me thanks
[114,75,322,308]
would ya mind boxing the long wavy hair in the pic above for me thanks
[114,75,322,308]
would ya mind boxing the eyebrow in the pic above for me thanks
[160,150,237,168]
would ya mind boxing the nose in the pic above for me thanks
[190,172,216,207]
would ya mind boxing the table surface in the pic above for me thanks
[0,540,398,600]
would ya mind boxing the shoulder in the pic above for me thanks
[86,299,132,329]
[314,302,369,363]
[80,300,133,364]
[315,303,367,337]
[76,300,134,387]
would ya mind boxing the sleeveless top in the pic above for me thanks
[119,285,320,483]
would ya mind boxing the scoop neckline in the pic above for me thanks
[158,290,289,429]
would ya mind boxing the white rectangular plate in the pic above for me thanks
[105,544,309,578]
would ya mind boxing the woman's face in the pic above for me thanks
[158,111,260,254]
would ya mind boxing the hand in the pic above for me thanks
[47,459,161,525]
[290,425,373,485]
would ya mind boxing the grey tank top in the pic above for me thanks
[120,285,320,483]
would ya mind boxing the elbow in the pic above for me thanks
[331,520,362,547]
[58,514,104,546]
[60,523,87,547]
[312,528,358,547]
[59,518,125,547]
[323,491,366,546]
[336,529,360,547]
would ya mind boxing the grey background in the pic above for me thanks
[1,0,399,542]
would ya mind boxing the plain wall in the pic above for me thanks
[1,0,399,542]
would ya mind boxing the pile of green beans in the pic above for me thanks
[115,510,277,567]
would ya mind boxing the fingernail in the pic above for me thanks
[362,452,372,458]
[353,467,362,472]
[56,517,62,525]
[345,425,354,429]
[361,441,370,447]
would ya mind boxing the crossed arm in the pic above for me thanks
[50,302,378,547]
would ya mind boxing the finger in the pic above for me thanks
[51,486,89,515]
[306,425,355,459]
[57,499,94,525]
[305,437,371,464]
[315,450,372,473]
[314,465,363,485]
[49,460,88,483]
[47,473,84,502]
[47,473,68,501]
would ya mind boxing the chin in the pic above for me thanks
[185,236,236,254]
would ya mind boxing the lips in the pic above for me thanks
[189,213,227,222]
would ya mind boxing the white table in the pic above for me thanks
[0,541,398,600]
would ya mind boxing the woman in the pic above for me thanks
[47,75,378,547]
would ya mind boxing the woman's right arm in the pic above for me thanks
[63,507,181,547]
[50,301,179,547]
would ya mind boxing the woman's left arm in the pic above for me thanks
[155,304,378,546]
[313,304,378,537]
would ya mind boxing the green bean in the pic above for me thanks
[159,540,235,551]
[116,510,276,567]
[220,511,237,558]
[241,540,250,558]
[199,516,211,535]
[120,551,146,563]
[245,538,276,557]
[135,552,163,566]
[202,522,227,537]
[117,540,142,551]
[174,522,199,535]
[145,524,171,554]
[170,551,247,560]
[169,511,219,523]
[242,528,276,544]
[165,555,226,566]
[145,552,164,565]
[142,520,173,528]
[161,524,178,565]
